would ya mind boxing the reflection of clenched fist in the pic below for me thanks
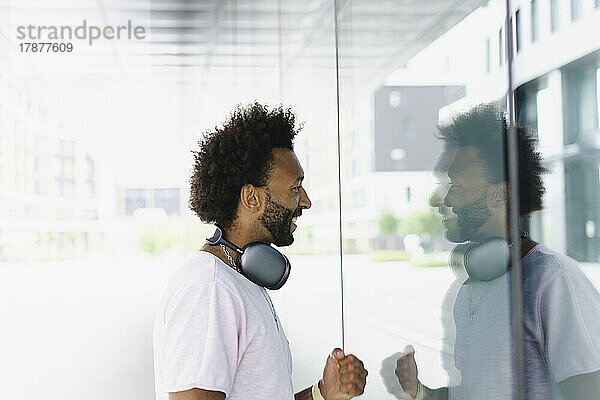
[395,349,419,398]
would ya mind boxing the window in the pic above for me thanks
[154,188,180,216]
[485,38,491,73]
[86,156,94,179]
[531,0,539,42]
[124,189,146,216]
[551,0,559,32]
[59,140,74,157]
[350,159,360,178]
[597,68,600,130]
[60,158,74,180]
[580,68,598,133]
[349,129,358,150]
[86,155,95,197]
[571,0,582,21]
[84,209,98,220]
[349,189,367,208]
[515,9,522,53]
[57,208,75,220]
[498,27,503,66]
[57,179,74,197]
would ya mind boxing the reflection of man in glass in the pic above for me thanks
[395,105,600,399]
[153,103,367,400]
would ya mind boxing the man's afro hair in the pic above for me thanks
[438,104,547,217]
[190,102,300,229]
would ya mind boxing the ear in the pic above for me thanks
[240,184,264,214]
[488,182,508,207]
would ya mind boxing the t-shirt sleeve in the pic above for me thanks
[539,263,600,382]
[159,277,244,396]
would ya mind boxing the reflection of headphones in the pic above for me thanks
[206,226,291,290]
[450,237,511,282]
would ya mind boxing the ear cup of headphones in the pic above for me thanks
[450,242,471,280]
[206,227,291,290]
[450,237,510,282]
[239,243,291,290]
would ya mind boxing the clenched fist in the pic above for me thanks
[395,347,418,398]
[320,348,368,399]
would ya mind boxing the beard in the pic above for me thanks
[453,191,491,242]
[259,192,298,247]
[442,214,463,243]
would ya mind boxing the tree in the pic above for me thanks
[379,210,398,249]
[398,209,444,249]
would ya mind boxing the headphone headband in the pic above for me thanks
[206,226,243,254]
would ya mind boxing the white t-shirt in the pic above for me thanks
[449,244,600,400]
[153,251,294,400]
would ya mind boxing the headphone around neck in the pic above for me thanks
[450,237,511,282]
[206,226,291,290]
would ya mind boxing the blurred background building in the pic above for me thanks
[0,71,117,260]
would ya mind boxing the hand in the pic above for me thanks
[395,347,418,398]
[320,348,368,399]
[379,349,415,399]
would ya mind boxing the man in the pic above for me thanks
[395,105,600,399]
[153,103,368,400]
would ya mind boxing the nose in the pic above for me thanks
[443,186,456,208]
[299,187,311,210]
[429,184,447,208]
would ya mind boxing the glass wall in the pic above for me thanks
[336,0,515,398]
[2,0,600,399]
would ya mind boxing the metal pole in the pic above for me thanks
[504,1,525,399]
[333,0,345,352]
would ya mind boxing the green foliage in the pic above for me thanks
[378,209,444,239]
[398,209,444,238]
[181,220,214,251]
[137,217,215,256]
[138,222,178,256]
[378,210,398,236]
[372,250,448,267]
[372,250,409,262]
[36,231,56,243]
[410,252,449,267]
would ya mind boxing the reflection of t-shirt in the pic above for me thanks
[449,244,600,400]
[153,252,294,400]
